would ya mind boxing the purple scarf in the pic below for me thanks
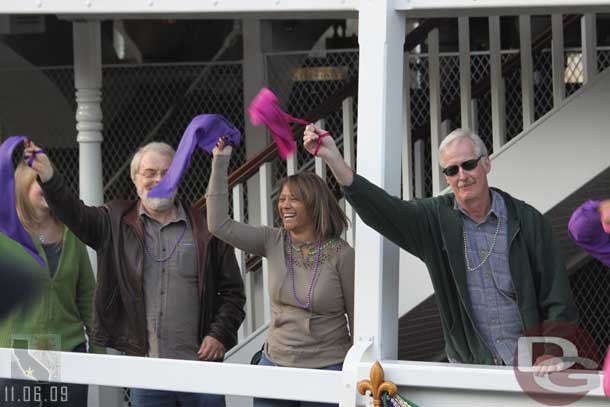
[0,136,45,266]
[148,114,240,199]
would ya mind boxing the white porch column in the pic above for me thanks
[74,22,103,216]
[74,21,122,407]
[242,19,270,226]
[354,0,405,361]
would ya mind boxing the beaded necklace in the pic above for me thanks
[143,222,187,263]
[287,235,322,311]
[463,216,501,272]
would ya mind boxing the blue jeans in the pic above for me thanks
[130,388,225,407]
[253,354,341,407]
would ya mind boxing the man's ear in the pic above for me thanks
[483,156,491,174]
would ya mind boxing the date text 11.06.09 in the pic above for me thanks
[2,384,69,406]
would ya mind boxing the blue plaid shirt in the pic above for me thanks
[455,190,523,365]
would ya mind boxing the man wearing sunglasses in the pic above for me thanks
[304,126,577,372]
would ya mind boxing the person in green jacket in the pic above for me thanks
[0,162,103,407]
[303,125,578,374]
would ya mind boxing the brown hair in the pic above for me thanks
[14,162,62,235]
[279,172,348,240]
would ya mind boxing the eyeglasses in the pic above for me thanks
[138,169,168,180]
[442,155,483,177]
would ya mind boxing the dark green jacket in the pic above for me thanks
[344,174,578,364]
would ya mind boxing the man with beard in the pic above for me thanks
[303,126,578,373]
[24,141,245,407]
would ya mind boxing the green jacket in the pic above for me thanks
[0,228,104,353]
[344,175,578,364]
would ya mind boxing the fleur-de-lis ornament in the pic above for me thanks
[357,361,397,406]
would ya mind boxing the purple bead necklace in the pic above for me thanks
[143,222,187,262]
[288,234,322,311]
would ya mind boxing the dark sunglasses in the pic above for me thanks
[442,155,483,177]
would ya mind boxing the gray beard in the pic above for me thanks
[140,190,176,212]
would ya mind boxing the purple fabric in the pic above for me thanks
[567,200,610,267]
[0,136,45,266]
[148,114,240,199]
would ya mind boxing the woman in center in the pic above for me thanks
[207,140,354,407]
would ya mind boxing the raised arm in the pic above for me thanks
[303,125,427,259]
[206,143,274,257]
[303,123,354,186]
[24,140,110,250]
[568,199,610,267]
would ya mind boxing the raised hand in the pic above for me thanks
[23,140,54,182]
[212,136,232,157]
[303,124,339,161]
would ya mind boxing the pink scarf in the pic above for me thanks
[248,88,329,159]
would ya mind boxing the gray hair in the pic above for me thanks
[438,128,488,168]
[130,142,176,183]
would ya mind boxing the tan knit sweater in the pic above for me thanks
[207,155,354,368]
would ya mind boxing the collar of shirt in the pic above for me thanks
[453,189,506,225]
[138,201,188,226]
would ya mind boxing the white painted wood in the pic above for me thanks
[286,154,297,176]
[402,48,413,201]
[342,97,356,247]
[314,119,327,180]
[489,15,506,152]
[458,16,472,129]
[413,139,425,198]
[232,184,252,339]
[243,19,269,227]
[354,0,405,361]
[551,14,565,107]
[428,28,445,196]
[519,15,535,128]
[258,163,273,323]
[74,21,113,407]
[581,13,598,84]
[0,0,357,14]
[470,98,478,134]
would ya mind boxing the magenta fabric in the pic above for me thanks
[605,351,610,396]
[148,114,240,199]
[248,88,330,160]
[0,136,45,266]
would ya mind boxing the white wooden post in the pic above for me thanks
[259,163,273,323]
[342,97,356,247]
[470,98,479,135]
[286,153,297,176]
[413,139,425,198]
[74,20,123,407]
[551,14,565,107]
[232,184,252,339]
[581,13,598,84]
[314,119,327,180]
[243,19,270,226]
[458,16,472,130]
[428,28,445,195]
[489,16,506,153]
[519,15,535,128]
[402,47,413,201]
[351,0,405,365]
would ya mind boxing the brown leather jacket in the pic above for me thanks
[40,172,245,356]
